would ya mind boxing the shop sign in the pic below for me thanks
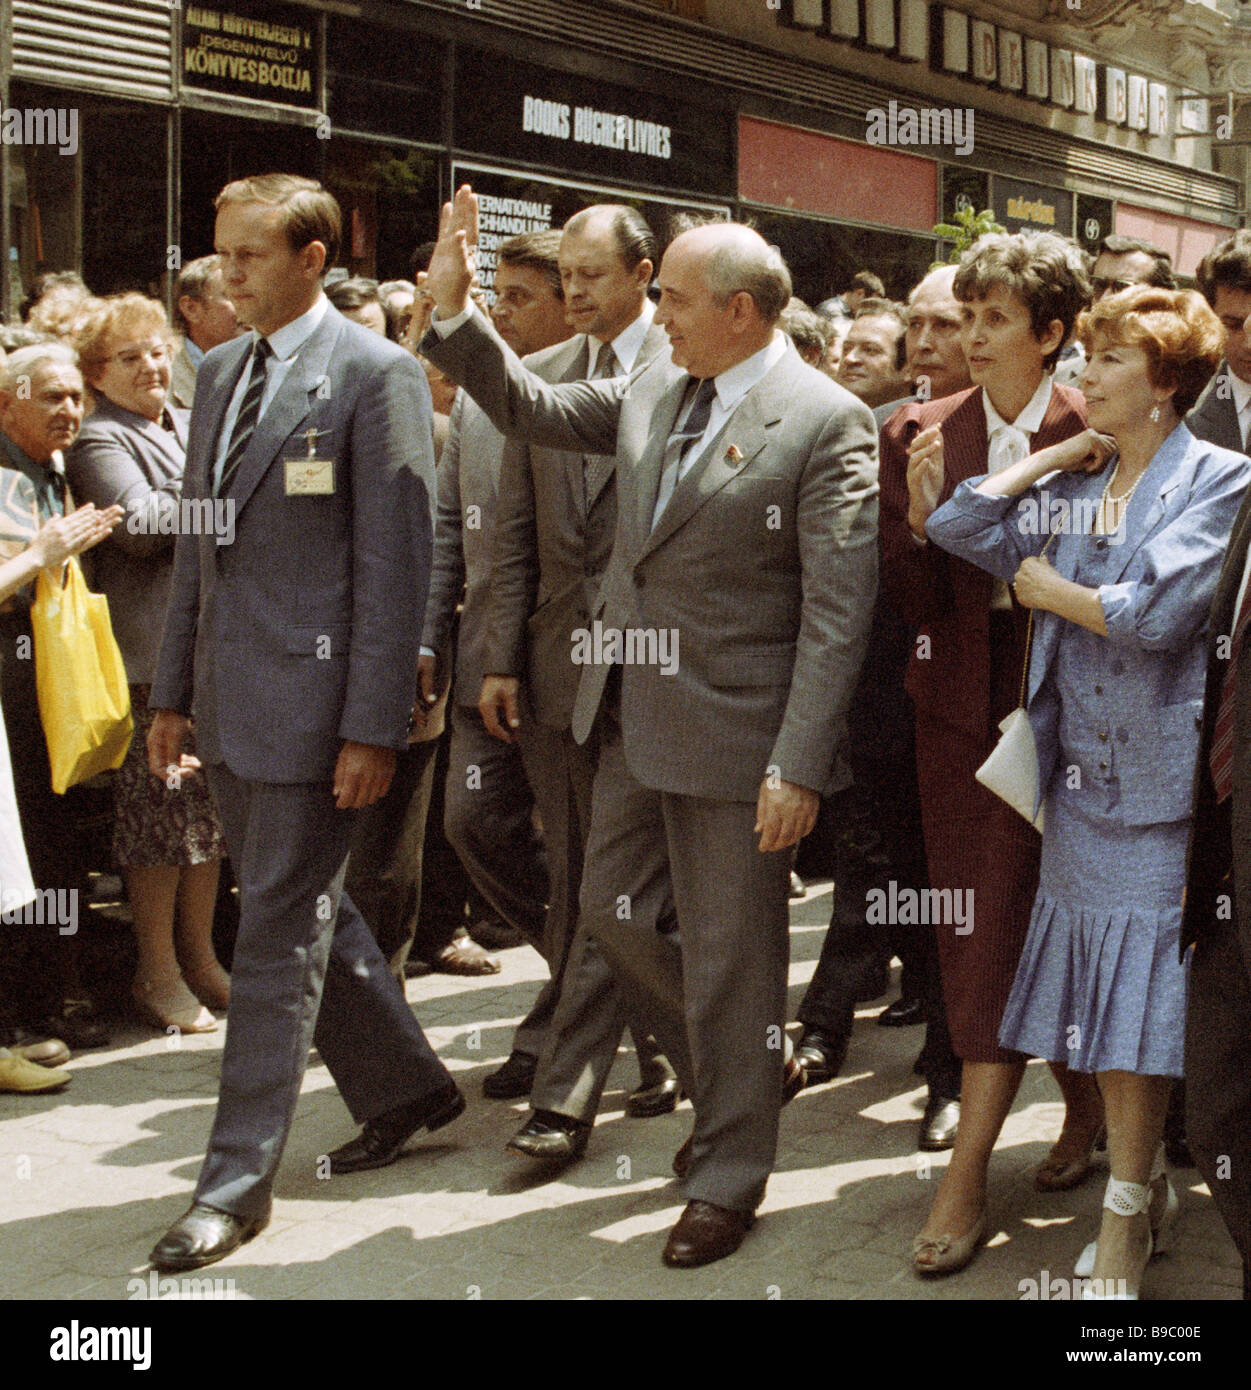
[998,31,1024,92]
[1074,54,1098,115]
[1148,84,1170,137]
[454,52,734,197]
[451,162,727,303]
[183,1,320,110]
[1104,68,1127,125]
[1127,76,1149,132]
[993,176,1073,236]
[1076,194,1115,255]
[970,20,997,84]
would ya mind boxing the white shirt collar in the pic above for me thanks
[982,372,1053,440]
[259,293,329,362]
[711,331,788,413]
[1226,366,1251,423]
[599,298,655,375]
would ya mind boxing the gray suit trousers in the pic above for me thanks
[580,716,792,1214]
[195,763,451,1218]
[444,705,548,945]
[520,717,663,1116]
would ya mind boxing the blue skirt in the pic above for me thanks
[997,783,1189,1077]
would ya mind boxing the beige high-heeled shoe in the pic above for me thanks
[912,1212,987,1276]
[132,978,217,1034]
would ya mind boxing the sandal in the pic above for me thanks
[912,1213,987,1276]
[1080,1177,1153,1300]
[132,978,217,1034]
[182,963,231,1011]
[1035,1122,1107,1191]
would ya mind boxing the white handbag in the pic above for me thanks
[974,536,1054,833]
[976,705,1044,832]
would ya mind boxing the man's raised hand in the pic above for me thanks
[425,184,479,320]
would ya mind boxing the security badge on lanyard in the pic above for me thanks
[284,429,335,495]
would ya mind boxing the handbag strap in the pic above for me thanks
[1016,530,1058,709]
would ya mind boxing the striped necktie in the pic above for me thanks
[216,338,273,497]
[583,341,618,506]
[1209,578,1251,802]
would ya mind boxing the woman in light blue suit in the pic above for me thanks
[927,286,1248,1299]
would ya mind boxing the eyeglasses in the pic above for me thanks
[106,342,173,370]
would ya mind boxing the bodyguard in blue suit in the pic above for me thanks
[927,285,1249,1298]
[146,176,462,1271]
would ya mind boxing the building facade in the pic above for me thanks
[0,0,1245,318]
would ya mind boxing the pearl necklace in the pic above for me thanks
[1094,463,1144,536]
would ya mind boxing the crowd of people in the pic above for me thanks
[1,170,1249,1300]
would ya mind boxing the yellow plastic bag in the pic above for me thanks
[31,558,132,794]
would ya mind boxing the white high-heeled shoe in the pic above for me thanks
[1079,1176,1154,1300]
[1075,1146,1177,1277]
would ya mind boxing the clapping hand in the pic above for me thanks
[29,503,124,570]
[906,424,945,539]
[425,185,479,319]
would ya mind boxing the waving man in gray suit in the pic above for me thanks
[147,175,461,1272]
[425,188,878,1267]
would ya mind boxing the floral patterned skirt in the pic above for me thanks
[112,685,227,868]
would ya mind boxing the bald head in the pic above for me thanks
[905,263,970,401]
[657,223,792,378]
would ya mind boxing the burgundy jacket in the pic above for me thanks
[878,382,1088,741]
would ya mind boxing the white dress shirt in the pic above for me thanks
[1226,368,1251,454]
[650,332,788,529]
[213,294,330,491]
[593,297,655,375]
[982,373,1054,608]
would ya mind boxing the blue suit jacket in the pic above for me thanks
[927,424,1251,826]
[150,303,437,783]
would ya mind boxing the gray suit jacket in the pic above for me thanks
[151,303,437,784]
[66,396,189,684]
[1188,363,1245,453]
[420,390,508,707]
[169,340,199,411]
[486,321,669,730]
[424,311,879,803]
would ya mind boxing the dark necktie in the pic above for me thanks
[217,339,273,497]
[583,341,619,506]
[651,376,717,529]
[1210,573,1251,802]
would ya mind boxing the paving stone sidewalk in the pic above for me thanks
[0,882,1240,1301]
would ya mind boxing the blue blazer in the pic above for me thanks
[927,424,1250,826]
[150,304,437,784]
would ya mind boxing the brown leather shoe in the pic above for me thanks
[673,1134,693,1179]
[662,1200,754,1267]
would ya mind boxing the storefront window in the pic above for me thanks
[324,140,441,282]
[746,208,939,306]
[5,86,168,304]
[180,109,322,262]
